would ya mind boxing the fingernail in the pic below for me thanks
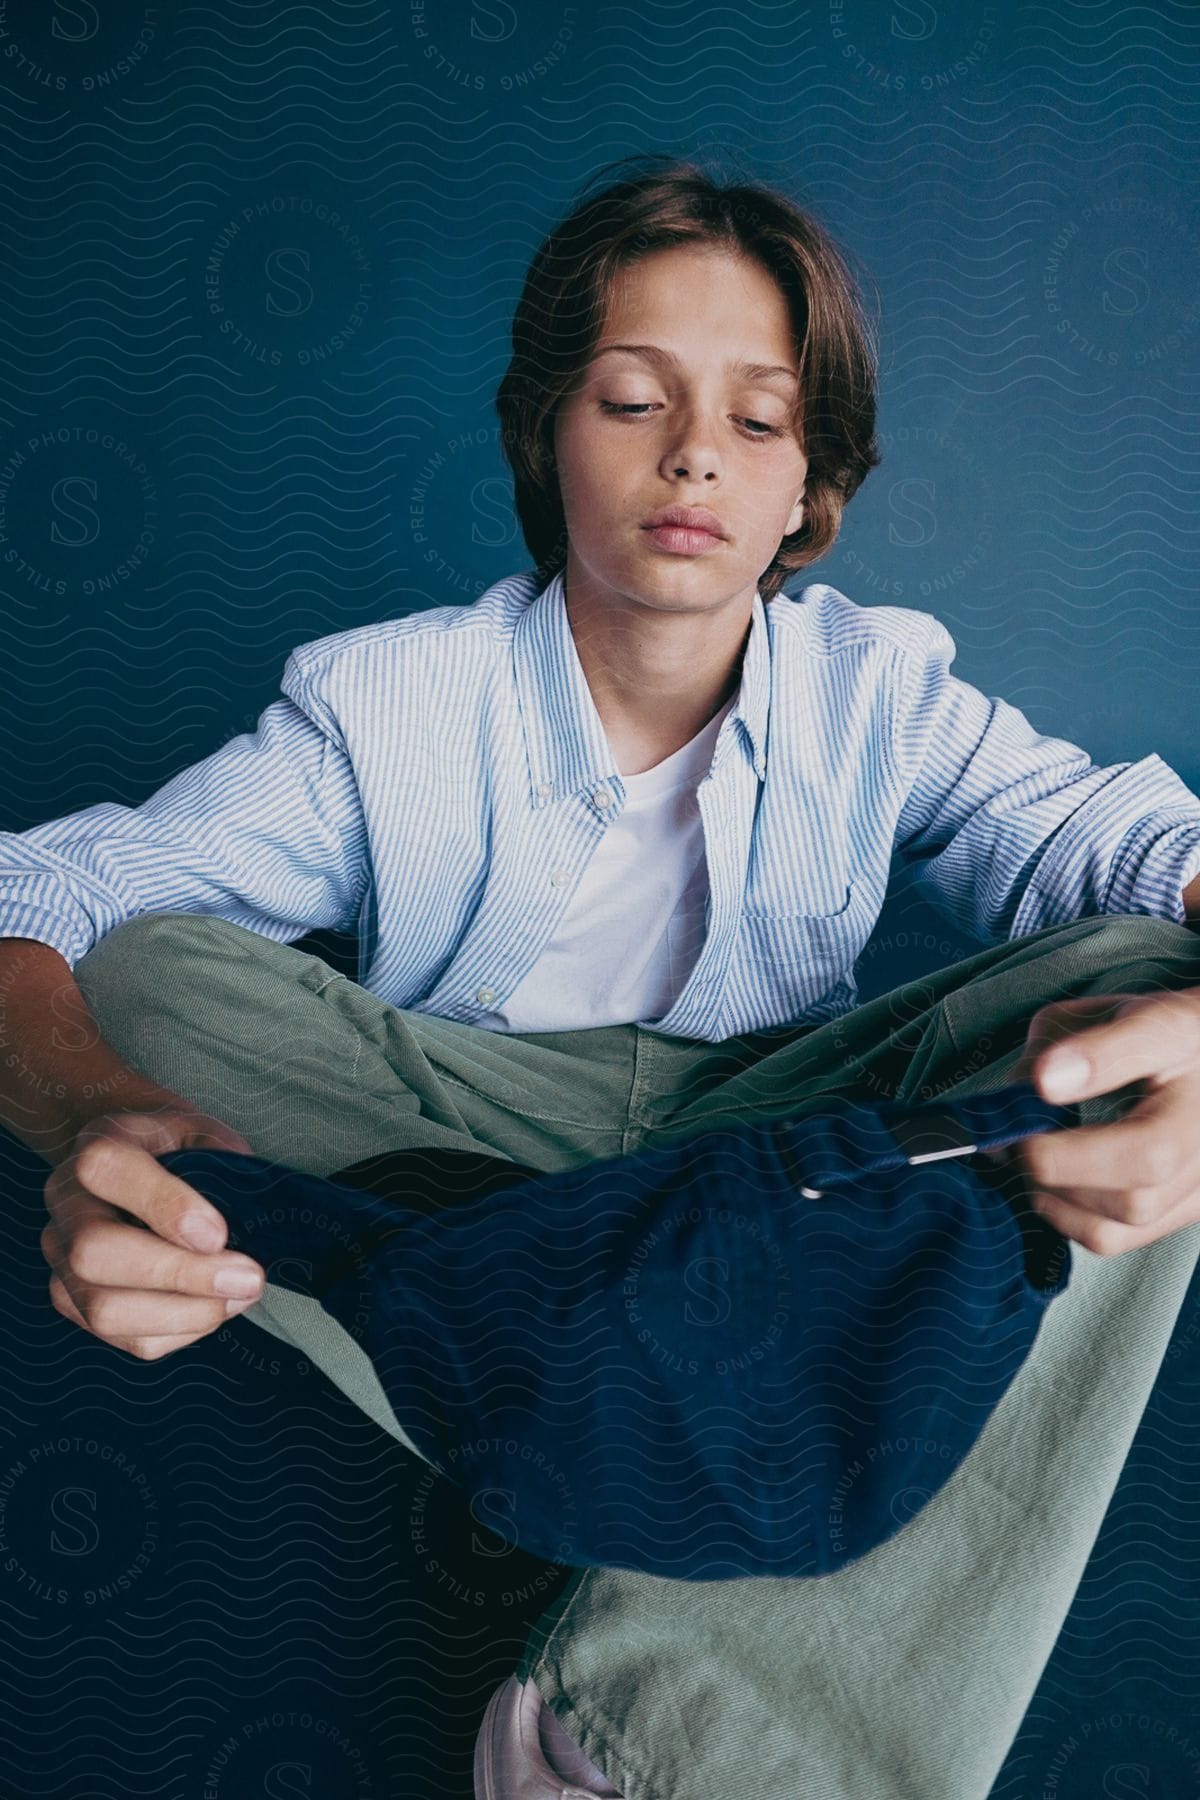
[224,1296,257,1315]
[182,1211,225,1253]
[215,1267,263,1298]
[1041,1050,1089,1101]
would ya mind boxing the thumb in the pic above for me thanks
[978,997,1132,1162]
[1014,994,1136,1082]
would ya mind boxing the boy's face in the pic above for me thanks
[553,241,809,619]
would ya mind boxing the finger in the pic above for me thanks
[993,1000,1129,1104]
[57,1281,259,1341]
[1031,992,1200,1105]
[47,1270,99,1337]
[1030,1180,1200,1258]
[67,1115,237,1253]
[77,1144,231,1252]
[1016,1081,1194,1197]
[1024,1173,1187,1231]
[53,1213,265,1303]
[43,1189,263,1304]
[47,1274,236,1360]
[1014,1125,1198,1226]
[1006,995,1132,1084]
[46,1154,229,1258]
[119,1337,218,1361]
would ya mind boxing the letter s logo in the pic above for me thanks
[1102,1765,1150,1798]
[269,1258,314,1290]
[50,1486,100,1557]
[891,2,937,42]
[470,476,518,548]
[470,1486,518,1557]
[1102,246,1151,319]
[265,248,314,318]
[50,476,101,549]
[888,477,937,548]
[264,1763,313,1798]
[683,1257,732,1328]
[889,1484,934,1527]
[53,1,101,43]
[472,1,519,43]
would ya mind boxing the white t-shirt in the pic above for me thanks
[473,691,737,1035]
[472,691,736,1796]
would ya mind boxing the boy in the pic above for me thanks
[6,153,1200,1798]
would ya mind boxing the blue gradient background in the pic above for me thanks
[1,2,1199,1794]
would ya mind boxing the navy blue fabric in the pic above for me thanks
[160,1081,1076,1582]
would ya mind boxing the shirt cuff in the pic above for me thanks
[0,898,90,967]
[1103,816,1200,924]
[1006,754,1200,939]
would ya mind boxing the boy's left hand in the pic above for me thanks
[986,989,1200,1257]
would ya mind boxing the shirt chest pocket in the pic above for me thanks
[733,881,874,1025]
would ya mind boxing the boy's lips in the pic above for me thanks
[641,519,729,555]
[641,504,728,538]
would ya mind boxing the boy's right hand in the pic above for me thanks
[39,1107,267,1361]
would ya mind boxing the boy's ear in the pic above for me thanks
[784,486,806,538]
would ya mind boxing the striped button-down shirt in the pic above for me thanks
[4,567,1200,1043]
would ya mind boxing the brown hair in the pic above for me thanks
[494,151,882,603]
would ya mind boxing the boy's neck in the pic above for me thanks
[563,569,751,777]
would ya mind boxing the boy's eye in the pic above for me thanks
[598,401,784,439]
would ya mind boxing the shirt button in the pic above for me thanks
[593,788,612,809]
[476,985,496,1005]
[551,868,570,888]
[538,781,553,798]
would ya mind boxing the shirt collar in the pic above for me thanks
[512,566,770,810]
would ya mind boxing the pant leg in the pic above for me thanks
[72,910,639,1176]
[71,910,644,1800]
[520,915,1200,1800]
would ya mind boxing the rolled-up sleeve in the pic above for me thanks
[889,619,1200,944]
[0,649,371,967]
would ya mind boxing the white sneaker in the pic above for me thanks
[473,1674,625,1799]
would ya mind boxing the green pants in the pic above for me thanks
[74,908,1200,1800]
